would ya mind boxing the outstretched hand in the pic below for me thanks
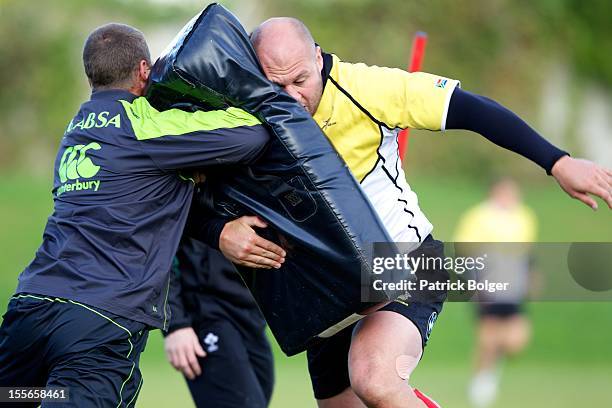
[219,216,286,269]
[551,156,612,210]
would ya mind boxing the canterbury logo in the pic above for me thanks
[56,142,102,196]
[58,142,101,183]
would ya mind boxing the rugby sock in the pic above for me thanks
[413,388,442,408]
[468,369,499,408]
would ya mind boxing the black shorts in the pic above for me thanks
[0,294,148,408]
[307,236,447,400]
[184,316,274,408]
[307,300,443,399]
[478,302,524,318]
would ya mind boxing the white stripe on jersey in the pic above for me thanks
[361,126,432,243]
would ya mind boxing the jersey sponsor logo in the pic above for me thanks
[321,117,337,130]
[203,332,219,352]
[56,142,102,196]
[65,111,121,134]
[426,311,438,340]
[434,78,448,89]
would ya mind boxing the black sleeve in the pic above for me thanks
[184,210,227,251]
[164,257,193,335]
[445,88,569,174]
[183,184,228,251]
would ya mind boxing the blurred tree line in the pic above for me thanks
[0,0,195,174]
[0,0,610,180]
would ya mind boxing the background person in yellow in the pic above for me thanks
[454,178,537,408]
[250,17,612,408]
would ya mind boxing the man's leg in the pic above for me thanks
[469,304,527,408]
[318,387,365,408]
[42,300,148,408]
[310,237,446,408]
[348,309,426,408]
[246,321,275,405]
[186,319,269,408]
[474,316,502,373]
[499,314,531,356]
[347,235,446,408]
[307,302,442,408]
[468,316,503,408]
[1,295,148,408]
[306,324,365,408]
[0,296,50,408]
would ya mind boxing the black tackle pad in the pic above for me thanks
[147,3,408,355]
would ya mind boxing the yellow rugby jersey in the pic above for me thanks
[453,202,537,303]
[453,202,538,242]
[313,53,460,242]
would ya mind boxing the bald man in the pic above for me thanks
[251,17,612,408]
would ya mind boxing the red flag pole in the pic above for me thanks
[398,31,428,161]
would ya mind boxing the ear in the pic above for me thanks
[315,46,323,71]
[138,59,151,82]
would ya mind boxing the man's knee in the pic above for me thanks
[347,312,425,406]
[503,326,530,356]
[349,357,392,406]
[348,349,421,406]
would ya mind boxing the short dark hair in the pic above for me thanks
[83,23,150,89]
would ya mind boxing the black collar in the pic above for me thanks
[90,89,137,102]
[320,51,334,89]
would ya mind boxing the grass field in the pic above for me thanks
[1,173,610,407]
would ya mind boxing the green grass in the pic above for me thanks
[0,173,610,407]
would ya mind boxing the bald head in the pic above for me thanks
[252,17,316,59]
[252,17,324,115]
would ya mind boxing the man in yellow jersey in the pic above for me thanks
[454,178,537,408]
[250,17,612,408]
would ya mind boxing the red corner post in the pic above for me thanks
[398,31,428,161]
